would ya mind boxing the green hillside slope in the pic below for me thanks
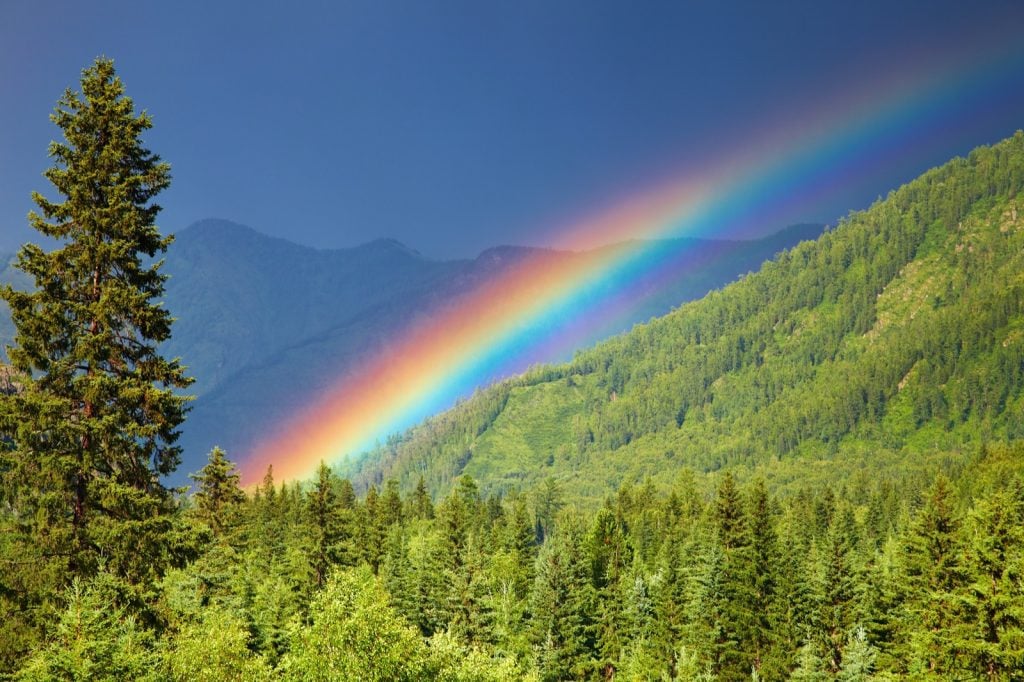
[349,131,1024,503]
[0,219,820,479]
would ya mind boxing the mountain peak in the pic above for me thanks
[357,237,423,259]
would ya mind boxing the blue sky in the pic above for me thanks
[2,0,1023,257]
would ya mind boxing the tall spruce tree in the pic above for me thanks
[306,461,349,587]
[0,59,191,590]
[713,472,757,679]
[900,474,967,675]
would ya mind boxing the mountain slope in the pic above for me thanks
[347,131,1024,503]
[178,227,819,476]
[0,219,821,478]
[161,220,463,396]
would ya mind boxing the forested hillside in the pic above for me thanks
[178,225,819,480]
[0,220,820,479]
[349,131,1024,505]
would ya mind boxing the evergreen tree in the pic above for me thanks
[361,485,385,571]
[252,466,284,555]
[14,575,157,681]
[860,536,904,674]
[405,527,452,636]
[446,533,493,645]
[336,476,357,510]
[0,57,191,614]
[747,478,781,678]
[409,475,434,520]
[714,473,757,679]
[380,478,405,529]
[958,489,1024,679]
[588,506,632,678]
[190,447,245,539]
[306,461,351,587]
[814,505,862,674]
[789,640,830,682]
[771,505,815,670]
[838,626,877,682]
[900,473,967,676]
[682,537,727,677]
[531,516,598,681]
[655,528,691,674]
[503,493,538,589]
[381,525,416,626]
[534,476,564,542]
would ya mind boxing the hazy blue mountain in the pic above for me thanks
[0,218,823,479]
[161,220,463,397]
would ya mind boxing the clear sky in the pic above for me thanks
[2,0,1023,258]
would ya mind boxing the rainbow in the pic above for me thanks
[240,37,1024,485]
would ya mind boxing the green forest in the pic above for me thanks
[349,127,1024,506]
[3,60,1024,680]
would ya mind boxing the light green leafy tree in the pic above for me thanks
[161,608,272,682]
[280,566,429,681]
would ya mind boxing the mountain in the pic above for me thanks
[347,131,1024,504]
[161,220,463,397]
[173,225,823,478]
[0,219,824,478]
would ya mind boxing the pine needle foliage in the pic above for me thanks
[0,58,192,597]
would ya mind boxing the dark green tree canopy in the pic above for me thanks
[0,57,192,585]
[191,447,246,537]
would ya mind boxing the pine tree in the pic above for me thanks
[446,533,493,645]
[589,505,632,677]
[531,515,598,681]
[503,494,538,591]
[534,476,564,542]
[380,478,404,529]
[405,527,452,636]
[655,528,691,674]
[900,473,968,676]
[14,574,157,680]
[747,478,781,678]
[306,461,351,587]
[958,488,1024,679]
[790,640,830,682]
[838,626,877,682]
[0,58,191,594]
[190,447,245,539]
[361,485,385,572]
[714,473,757,679]
[815,504,862,674]
[682,536,726,677]
[253,465,284,555]
[409,475,434,520]
[381,525,416,625]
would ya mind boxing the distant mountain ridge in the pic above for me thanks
[0,218,825,479]
[346,131,1024,504]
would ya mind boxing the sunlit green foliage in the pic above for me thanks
[350,131,1024,508]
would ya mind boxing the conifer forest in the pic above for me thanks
[3,51,1024,681]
